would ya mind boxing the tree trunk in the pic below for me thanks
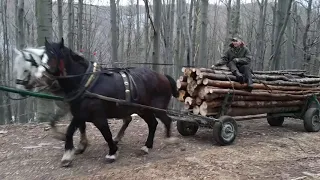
[1,0,13,124]
[255,0,268,71]
[77,0,83,50]
[57,0,63,40]
[192,0,199,65]
[223,0,232,52]
[35,0,54,122]
[198,0,208,67]
[136,0,140,58]
[270,0,293,70]
[68,0,74,49]
[231,0,241,38]
[110,0,118,66]
[302,0,312,71]
[151,0,161,72]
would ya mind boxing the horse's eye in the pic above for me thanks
[24,70,28,73]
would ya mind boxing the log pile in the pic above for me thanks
[177,66,320,117]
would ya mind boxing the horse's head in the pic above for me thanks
[44,37,69,76]
[13,47,57,92]
[13,48,42,91]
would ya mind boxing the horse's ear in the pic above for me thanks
[60,37,64,49]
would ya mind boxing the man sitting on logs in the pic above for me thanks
[213,37,253,92]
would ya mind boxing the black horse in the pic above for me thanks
[43,38,179,167]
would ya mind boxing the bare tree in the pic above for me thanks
[67,0,74,49]
[110,0,118,66]
[152,0,161,72]
[77,0,83,50]
[223,0,232,51]
[35,0,54,122]
[269,0,293,70]
[255,0,268,71]
[57,0,63,40]
[302,0,313,71]
[1,0,13,124]
[198,0,208,67]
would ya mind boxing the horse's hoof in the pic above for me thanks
[75,143,88,155]
[61,160,72,167]
[74,148,85,155]
[140,146,149,154]
[105,154,117,164]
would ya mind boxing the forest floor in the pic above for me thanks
[1,116,320,180]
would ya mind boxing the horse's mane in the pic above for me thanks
[62,47,89,68]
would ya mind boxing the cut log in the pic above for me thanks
[187,80,198,96]
[187,76,195,83]
[216,95,296,101]
[195,97,203,105]
[184,104,190,110]
[193,106,200,115]
[202,79,320,91]
[177,80,187,90]
[178,90,188,102]
[179,75,188,82]
[205,86,319,99]
[197,79,203,85]
[185,97,196,106]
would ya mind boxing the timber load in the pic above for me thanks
[177,66,320,117]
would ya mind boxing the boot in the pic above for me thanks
[233,70,244,84]
[246,77,254,92]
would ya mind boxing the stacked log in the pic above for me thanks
[177,66,320,117]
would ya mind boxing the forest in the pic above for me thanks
[0,0,319,124]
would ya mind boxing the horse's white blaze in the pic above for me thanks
[61,149,75,162]
[42,54,48,64]
[141,146,149,154]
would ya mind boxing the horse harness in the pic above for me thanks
[63,62,137,104]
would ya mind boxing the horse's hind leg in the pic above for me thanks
[113,116,132,145]
[154,112,179,144]
[50,101,70,141]
[138,111,158,154]
[75,121,89,155]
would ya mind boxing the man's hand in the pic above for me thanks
[233,58,240,63]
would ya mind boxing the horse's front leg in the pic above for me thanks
[61,118,80,167]
[113,116,132,144]
[92,117,118,163]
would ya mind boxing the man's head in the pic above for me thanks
[230,37,244,48]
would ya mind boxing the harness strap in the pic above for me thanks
[119,71,131,102]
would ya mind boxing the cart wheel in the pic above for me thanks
[267,114,284,126]
[177,121,199,136]
[212,116,237,146]
[303,108,320,132]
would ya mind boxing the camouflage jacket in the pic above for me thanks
[216,46,252,66]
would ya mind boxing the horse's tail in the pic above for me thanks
[165,74,179,98]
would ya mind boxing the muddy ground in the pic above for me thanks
[1,116,320,180]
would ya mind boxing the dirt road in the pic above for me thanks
[1,117,320,180]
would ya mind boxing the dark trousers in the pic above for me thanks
[227,61,253,84]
